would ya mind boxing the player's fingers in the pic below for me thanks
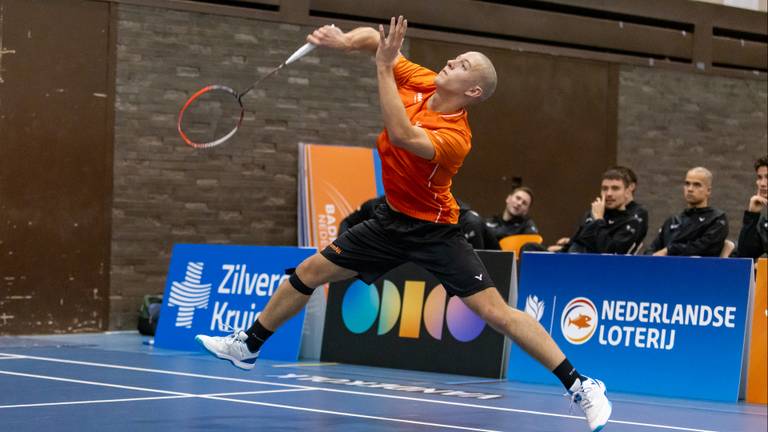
[378,24,386,44]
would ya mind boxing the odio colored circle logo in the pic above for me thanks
[341,280,485,342]
[560,297,598,345]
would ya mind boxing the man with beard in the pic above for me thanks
[612,166,649,252]
[546,169,642,254]
[736,156,768,258]
[646,167,728,256]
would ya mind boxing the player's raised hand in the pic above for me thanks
[376,15,407,68]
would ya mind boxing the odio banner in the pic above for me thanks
[155,244,314,361]
[321,251,516,378]
[509,253,753,402]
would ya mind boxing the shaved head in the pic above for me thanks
[687,167,713,187]
[466,51,497,102]
[684,166,713,208]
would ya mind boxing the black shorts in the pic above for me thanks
[321,202,495,297]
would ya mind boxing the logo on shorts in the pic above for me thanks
[328,243,343,255]
[168,262,212,328]
[524,295,545,322]
[561,297,598,345]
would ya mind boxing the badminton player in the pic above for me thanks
[197,17,612,431]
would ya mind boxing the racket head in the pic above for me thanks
[177,85,245,149]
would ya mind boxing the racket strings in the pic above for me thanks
[178,86,244,148]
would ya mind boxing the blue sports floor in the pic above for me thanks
[0,332,765,431]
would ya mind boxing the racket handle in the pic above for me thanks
[285,42,317,65]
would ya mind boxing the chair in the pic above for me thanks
[498,234,544,259]
[720,240,736,258]
[626,241,644,256]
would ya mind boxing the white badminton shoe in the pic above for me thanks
[570,377,612,431]
[195,331,259,370]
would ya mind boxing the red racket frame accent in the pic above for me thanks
[177,85,245,149]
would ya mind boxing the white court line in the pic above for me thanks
[0,388,315,409]
[0,352,720,432]
[0,369,499,432]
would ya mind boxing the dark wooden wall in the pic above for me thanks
[0,0,113,333]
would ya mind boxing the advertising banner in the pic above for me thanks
[509,253,752,402]
[298,143,383,249]
[746,258,767,404]
[321,251,516,378]
[155,244,314,361]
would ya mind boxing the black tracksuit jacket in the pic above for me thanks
[646,207,729,256]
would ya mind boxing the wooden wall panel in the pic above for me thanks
[0,0,112,334]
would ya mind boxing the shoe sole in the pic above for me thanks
[195,335,255,370]
[592,400,612,432]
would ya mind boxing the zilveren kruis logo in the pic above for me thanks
[168,262,213,328]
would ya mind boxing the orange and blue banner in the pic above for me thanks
[746,258,767,404]
[299,143,383,249]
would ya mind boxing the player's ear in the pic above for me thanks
[465,85,482,98]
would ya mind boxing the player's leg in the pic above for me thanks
[462,288,565,367]
[415,229,611,432]
[195,253,355,370]
[256,253,356,332]
[461,287,612,431]
[197,206,403,370]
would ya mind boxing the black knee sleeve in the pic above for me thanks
[288,272,315,295]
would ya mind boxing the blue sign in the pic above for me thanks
[509,253,753,402]
[155,244,315,361]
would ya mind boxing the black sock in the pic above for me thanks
[244,319,274,353]
[552,358,582,392]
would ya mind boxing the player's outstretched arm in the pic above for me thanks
[307,25,379,53]
[375,16,435,160]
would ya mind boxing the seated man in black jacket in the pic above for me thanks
[612,165,649,250]
[340,196,486,249]
[546,169,642,254]
[646,167,728,256]
[483,186,539,249]
[736,155,768,258]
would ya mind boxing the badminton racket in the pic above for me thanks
[177,41,317,149]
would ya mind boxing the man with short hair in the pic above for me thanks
[646,167,728,256]
[612,165,649,251]
[483,186,539,249]
[736,156,768,258]
[547,169,642,254]
[195,17,611,431]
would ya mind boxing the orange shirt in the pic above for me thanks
[376,56,472,224]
